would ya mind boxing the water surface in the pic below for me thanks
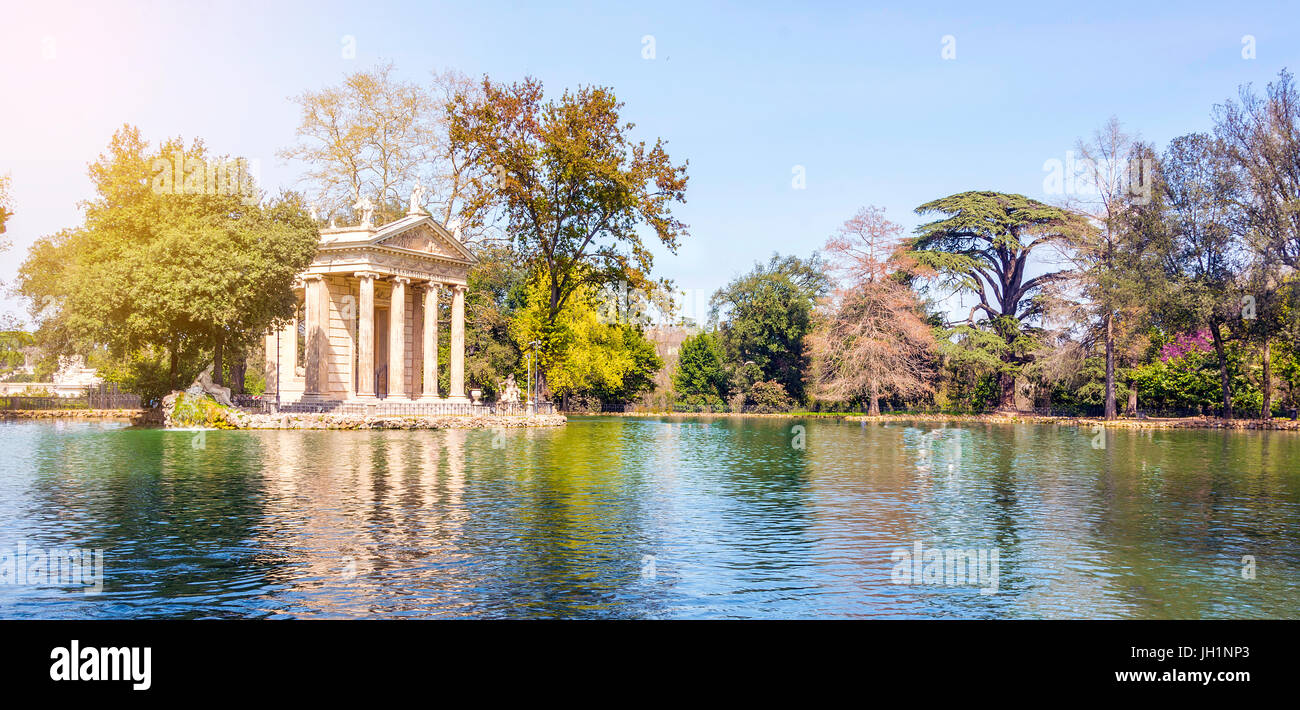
[1,416,1297,618]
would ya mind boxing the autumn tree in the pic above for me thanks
[448,77,689,397]
[909,191,1084,411]
[809,206,934,414]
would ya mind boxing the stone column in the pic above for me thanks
[449,284,467,401]
[388,276,410,400]
[421,282,440,399]
[355,272,378,400]
[302,274,325,400]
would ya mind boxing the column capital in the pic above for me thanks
[391,275,412,285]
[355,270,381,281]
[452,283,468,293]
[301,273,325,281]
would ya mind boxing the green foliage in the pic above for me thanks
[910,191,1081,408]
[16,125,319,393]
[510,275,662,403]
[673,331,728,406]
[465,246,529,397]
[744,380,796,413]
[95,346,208,406]
[0,330,34,378]
[932,325,1007,411]
[169,391,238,429]
[1127,346,1261,412]
[710,253,829,402]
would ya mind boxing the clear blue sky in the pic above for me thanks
[2,0,1298,324]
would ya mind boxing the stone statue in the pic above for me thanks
[407,183,426,216]
[498,374,521,403]
[354,196,376,228]
[192,363,234,408]
[447,218,465,243]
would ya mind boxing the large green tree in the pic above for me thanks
[709,254,829,403]
[16,125,319,398]
[909,191,1083,410]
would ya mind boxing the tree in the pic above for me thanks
[0,172,12,235]
[909,191,1083,410]
[1159,133,1244,418]
[1215,69,1300,418]
[463,245,528,398]
[709,253,829,403]
[1068,119,1165,419]
[281,63,431,222]
[1214,69,1300,274]
[673,331,728,406]
[281,64,498,241]
[809,206,935,414]
[449,77,688,397]
[16,125,319,397]
[509,276,662,406]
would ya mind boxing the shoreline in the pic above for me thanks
[229,411,567,430]
[1,409,143,422]
[572,410,1300,430]
[2,408,567,430]
[8,407,1297,431]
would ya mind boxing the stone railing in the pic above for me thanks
[257,399,554,417]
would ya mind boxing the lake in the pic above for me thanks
[1,415,1297,619]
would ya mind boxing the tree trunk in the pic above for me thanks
[168,336,179,390]
[1125,386,1138,417]
[1261,336,1272,420]
[231,345,246,395]
[213,336,224,387]
[868,378,880,415]
[1210,321,1232,420]
[536,370,549,403]
[1104,310,1117,420]
[997,370,1015,411]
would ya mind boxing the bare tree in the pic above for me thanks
[1068,117,1159,419]
[280,64,500,245]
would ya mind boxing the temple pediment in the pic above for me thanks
[318,214,477,265]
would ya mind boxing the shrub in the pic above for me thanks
[745,380,795,413]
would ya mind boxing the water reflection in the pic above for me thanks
[1,417,1298,618]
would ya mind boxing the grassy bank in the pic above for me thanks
[570,410,1300,430]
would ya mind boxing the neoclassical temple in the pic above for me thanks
[264,200,477,405]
